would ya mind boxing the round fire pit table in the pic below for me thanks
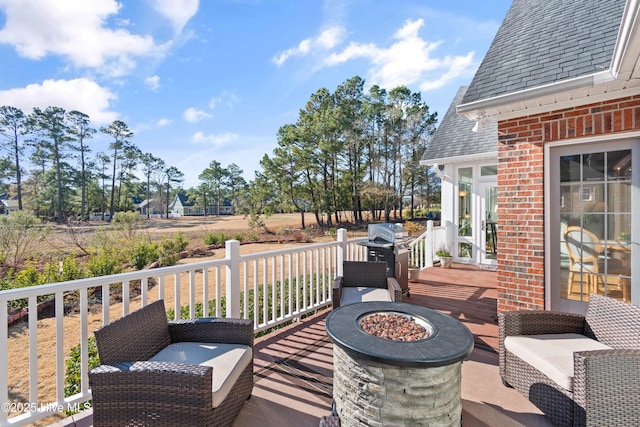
[325,301,474,427]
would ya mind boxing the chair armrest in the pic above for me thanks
[168,318,254,347]
[386,277,402,302]
[332,277,344,308]
[89,361,213,418]
[573,349,640,425]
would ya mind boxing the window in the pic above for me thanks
[458,168,472,237]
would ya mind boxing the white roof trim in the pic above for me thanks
[456,71,615,121]
[420,151,497,167]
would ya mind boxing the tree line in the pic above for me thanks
[253,76,440,228]
[0,75,440,227]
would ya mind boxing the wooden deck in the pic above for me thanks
[53,263,554,427]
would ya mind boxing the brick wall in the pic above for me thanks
[496,95,640,312]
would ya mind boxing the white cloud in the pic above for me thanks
[0,0,170,77]
[150,0,199,34]
[317,27,345,49]
[0,78,118,124]
[191,131,239,146]
[145,75,160,91]
[272,25,345,66]
[183,107,212,123]
[323,18,477,91]
[208,91,240,109]
[156,117,172,126]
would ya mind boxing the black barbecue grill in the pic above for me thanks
[358,223,411,297]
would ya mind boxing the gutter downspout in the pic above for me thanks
[432,163,446,181]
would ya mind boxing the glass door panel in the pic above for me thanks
[480,182,498,264]
[558,149,632,304]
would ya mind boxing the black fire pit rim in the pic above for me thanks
[326,301,474,368]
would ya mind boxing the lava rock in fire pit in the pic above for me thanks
[360,312,429,341]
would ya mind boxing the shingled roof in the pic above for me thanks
[420,86,497,164]
[461,0,626,105]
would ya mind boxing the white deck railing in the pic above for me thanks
[0,229,367,427]
[408,220,447,269]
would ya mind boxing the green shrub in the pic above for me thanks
[56,257,86,282]
[131,241,159,270]
[232,233,244,242]
[203,231,229,246]
[246,232,260,242]
[172,232,189,252]
[156,234,189,267]
[0,211,52,268]
[64,337,99,413]
[86,252,122,277]
[112,211,145,240]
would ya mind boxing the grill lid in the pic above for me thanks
[368,223,408,243]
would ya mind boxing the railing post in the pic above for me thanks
[226,239,241,318]
[426,220,434,267]
[337,228,347,276]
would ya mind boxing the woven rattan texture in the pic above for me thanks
[332,261,402,309]
[94,300,172,365]
[499,294,640,426]
[89,300,254,426]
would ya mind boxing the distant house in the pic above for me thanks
[169,193,235,216]
[423,0,639,314]
[0,193,18,215]
[132,197,163,217]
[169,193,199,216]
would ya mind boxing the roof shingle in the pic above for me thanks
[462,0,625,105]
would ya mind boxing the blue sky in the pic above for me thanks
[0,0,511,188]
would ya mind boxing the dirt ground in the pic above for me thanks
[6,213,369,426]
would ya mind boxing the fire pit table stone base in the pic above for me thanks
[325,302,474,427]
[333,345,462,427]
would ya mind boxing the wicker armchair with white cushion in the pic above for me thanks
[499,294,640,426]
[88,300,253,427]
[332,261,402,309]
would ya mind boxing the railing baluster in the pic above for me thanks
[55,291,64,403]
[279,254,284,319]
[263,257,268,324]
[242,262,248,319]
[141,277,148,306]
[80,287,89,396]
[287,253,293,316]
[122,281,130,315]
[28,296,38,406]
[158,274,165,302]
[303,251,308,310]
[1,302,8,426]
[102,284,109,326]
[189,270,196,319]
[215,266,221,317]
[271,256,276,322]
[202,268,209,318]
[173,273,180,320]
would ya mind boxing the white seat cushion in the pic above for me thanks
[340,287,391,306]
[149,342,253,407]
[504,333,612,391]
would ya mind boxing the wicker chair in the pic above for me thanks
[499,294,640,426]
[88,300,254,427]
[332,261,402,309]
